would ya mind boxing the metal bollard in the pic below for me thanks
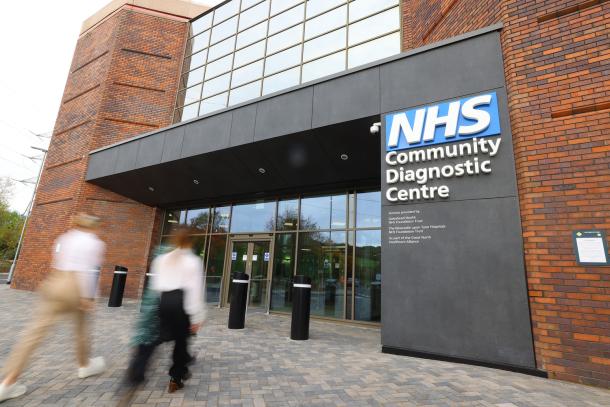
[290,275,312,340]
[228,272,249,329]
[108,265,128,307]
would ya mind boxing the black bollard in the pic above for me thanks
[228,272,249,329]
[290,275,312,340]
[108,265,128,307]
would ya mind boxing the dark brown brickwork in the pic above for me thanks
[12,6,188,298]
[502,0,610,388]
[402,0,501,49]
[403,0,610,389]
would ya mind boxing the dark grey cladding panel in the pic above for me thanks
[86,147,118,180]
[254,88,313,142]
[312,68,381,128]
[181,111,232,158]
[230,104,257,147]
[161,126,185,163]
[113,140,140,173]
[135,133,164,168]
[381,197,535,368]
[380,31,505,113]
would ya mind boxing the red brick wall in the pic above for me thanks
[402,0,501,49]
[402,0,610,388]
[502,0,610,388]
[12,6,188,298]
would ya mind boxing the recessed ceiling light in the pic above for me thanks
[148,186,155,192]
[258,167,266,174]
[340,154,349,161]
[193,179,200,185]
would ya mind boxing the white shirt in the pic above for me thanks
[150,248,206,324]
[52,229,106,298]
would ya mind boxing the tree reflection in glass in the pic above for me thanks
[354,230,381,322]
[297,231,345,318]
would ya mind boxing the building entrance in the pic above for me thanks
[223,236,274,311]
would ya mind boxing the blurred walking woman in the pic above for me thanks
[0,213,106,403]
[150,228,206,392]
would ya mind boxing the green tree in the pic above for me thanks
[0,178,25,263]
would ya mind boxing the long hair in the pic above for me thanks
[170,226,194,249]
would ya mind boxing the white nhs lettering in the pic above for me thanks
[387,94,493,148]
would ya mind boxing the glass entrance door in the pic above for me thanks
[225,238,273,310]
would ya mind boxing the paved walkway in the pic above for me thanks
[0,285,608,406]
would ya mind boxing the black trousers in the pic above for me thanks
[127,289,192,384]
[159,289,191,381]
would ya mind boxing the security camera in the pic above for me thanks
[370,122,381,135]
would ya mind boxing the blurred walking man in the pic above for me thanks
[0,213,107,403]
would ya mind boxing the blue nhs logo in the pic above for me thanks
[385,92,501,152]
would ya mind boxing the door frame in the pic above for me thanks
[221,234,275,313]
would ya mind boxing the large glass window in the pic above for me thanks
[267,24,302,54]
[303,28,346,62]
[276,198,298,230]
[186,208,210,232]
[297,231,345,319]
[161,189,381,323]
[212,205,231,232]
[356,191,381,228]
[270,233,296,312]
[263,67,300,95]
[175,0,401,122]
[206,235,227,304]
[230,201,275,232]
[231,61,264,87]
[304,6,346,40]
[300,194,346,230]
[302,51,345,82]
[354,230,381,322]
[229,81,262,105]
[348,32,401,69]
[239,0,269,30]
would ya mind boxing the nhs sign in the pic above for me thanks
[385,92,501,152]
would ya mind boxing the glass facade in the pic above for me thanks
[174,0,401,122]
[159,189,381,323]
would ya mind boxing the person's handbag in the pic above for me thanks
[130,287,161,346]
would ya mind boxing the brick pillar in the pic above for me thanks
[12,5,190,298]
[501,0,610,387]
[401,0,501,50]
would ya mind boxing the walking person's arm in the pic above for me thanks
[184,258,206,333]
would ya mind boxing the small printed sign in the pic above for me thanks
[264,252,270,261]
[573,230,609,266]
[252,254,258,261]
[242,254,248,261]
[231,252,237,261]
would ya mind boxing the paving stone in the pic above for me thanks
[0,286,608,406]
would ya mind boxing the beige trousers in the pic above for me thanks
[2,271,90,377]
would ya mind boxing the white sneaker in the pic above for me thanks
[0,382,27,403]
[78,356,106,379]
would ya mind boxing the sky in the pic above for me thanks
[0,0,222,213]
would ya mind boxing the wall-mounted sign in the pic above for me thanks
[242,254,248,261]
[573,230,609,266]
[383,92,502,203]
[264,252,270,261]
[252,254,258,261]
[231,252,237,261]
[386,92,500,152]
